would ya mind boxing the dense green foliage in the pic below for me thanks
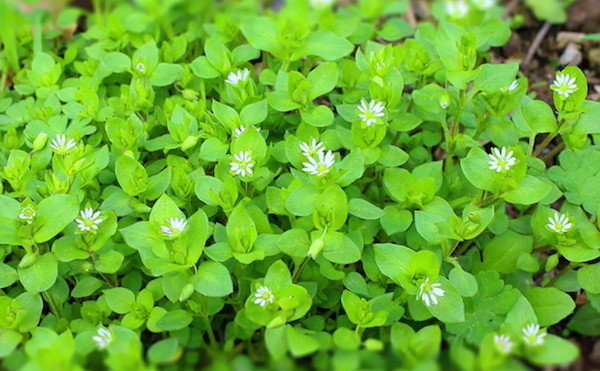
[0,0,599,369]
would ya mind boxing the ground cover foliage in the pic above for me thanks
[0,0,599,369]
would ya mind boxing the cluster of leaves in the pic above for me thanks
[0,0,599,369]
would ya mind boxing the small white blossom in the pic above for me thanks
[49,134,77,154]
[418,277,445,307]
[253,286,275,307]
[494,334,514,354]
[357,99,386,126]
[233,126,247,138]
[500,80,519,92]
[550,74,578,98]
[136,62,146,73]
[230,151,255,177]
[445,0,469,18]
[309,0,334,8]
[473,0,495,9]
[160,217,188,238]
[546,212,573,234]
[232,125,260,138]
[522,324,546,346]
[299,138,325,158]
[92,327,112,349]
[488,147,516,173]
[18,205,37,224]
[75,208,104,232]
[225,68,251,86]
[302,150,335,177]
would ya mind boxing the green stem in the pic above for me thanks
[292,256,311,283]
[42,291,61,319]
[532,133,557,158]
[545,264,573,287]
[203,315,217,346]
[445,89,465,169]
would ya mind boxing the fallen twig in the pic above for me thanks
[522,21,552,69]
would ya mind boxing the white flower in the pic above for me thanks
[494,334,514,354]
[357,99,385,126]
[92,327,112,349]
[233,126,246,138]
[446,0,469,18]
[299,138,325,158]
[49,134,77,154]
[522,324,546,346]
[75,208,104,232]
[253,286,275,307]
[230,151,255,177]
[546,212,573,234]
[309,0,334,8]
[302,150,335,177]
[418,277,445,307]
[225,68,251,86]
[232,125,260,138]
[135,62,146,73]
[18,205,36,224]
[473,0,495,9]
[160,217,188,238]
[550,73,578,98]
[500,80,519,92]
[488,147,516,173]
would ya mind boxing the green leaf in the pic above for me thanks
[578,264,600,293]
[301,32,353,61]
[306,62,338,100]
[476,230,532,273]
[18,253,58,293]
[102,52,131,73]
[286,326,320,357]
[348,198,385,220]
[524,287,575,326]
[473,63,519,93]
[503,175,552,205]
[448,268,478,297]
[103,287,135,314]
[194,261,233,297]
[521,100,558,134]
[148,338,180,365]
[240,99,268,126]
[526,335,579,366]
[33,195,79,243]
[373,243,415,283]
[115,155,148,196]
[156,310,193,331]
[150,63,183,86]
[425,278,465,323]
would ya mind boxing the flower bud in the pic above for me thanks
[19,253,38,268]
[179,283,195,302]
[267,315,287,329]
[32,132,49,151]
[82,261,94,272]
[364,338,384,351]
[182,89,199,101]
[308,237,325,259]
[545,254,559,272]
[181,136,199,151]
[440,93,451,110]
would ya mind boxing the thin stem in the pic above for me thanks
[42,291,61,318]
[292,256,311,283]
[445,90,465,170]
[532,133,557,157]
[545,264,573,287]
[203,315,217,346]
